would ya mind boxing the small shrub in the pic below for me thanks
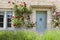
[0,31,39,40]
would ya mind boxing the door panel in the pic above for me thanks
[36,11,47,32]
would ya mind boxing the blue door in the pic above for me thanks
[36,11,47,33]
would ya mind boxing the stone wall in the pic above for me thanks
[0,0,60,12]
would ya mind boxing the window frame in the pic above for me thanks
[0,12,4,28]
[0,10,14,30]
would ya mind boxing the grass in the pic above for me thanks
[0,30,39,40]
[39,30,60,40]
[0,30,60,40]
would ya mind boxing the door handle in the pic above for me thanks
[40,18,42,21]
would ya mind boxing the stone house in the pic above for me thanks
[0,0,60,32]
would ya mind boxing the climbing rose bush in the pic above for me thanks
[51,11,60,28]
[10,2,35,28]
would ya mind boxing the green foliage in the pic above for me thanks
[39,30,60,40]
[14,5,20,16]
[13,4,32,16]
[11,18,24,27]
[0,31,39,40]
[25,22,34,28]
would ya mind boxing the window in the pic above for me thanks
[0,12,4,27]
[0,11,13,29]
[6,11,13,28]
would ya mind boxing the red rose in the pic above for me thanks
[15,16,20,18]
[23,2,26,7]
[8,1,10,3]
[13,24,16,26]
[12,2,15,4]
[15,16,18,18]
[11,16,14,18]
